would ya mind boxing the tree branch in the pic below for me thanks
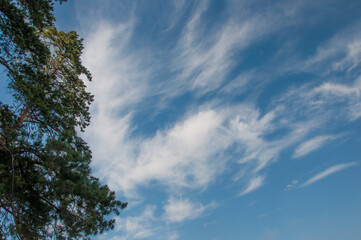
[0,57,16,76]
[15,104,33,128]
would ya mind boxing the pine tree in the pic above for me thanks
[0,1,127,238]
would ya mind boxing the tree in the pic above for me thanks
[0,0,127,239]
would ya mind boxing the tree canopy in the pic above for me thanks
[0,0,127,239]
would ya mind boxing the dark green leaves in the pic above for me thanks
[0,1,126,239]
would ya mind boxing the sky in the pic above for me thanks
[48,0,361,239]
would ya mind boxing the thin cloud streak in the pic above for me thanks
[165,0,324,98]
[112,205,179,240]
[293,135,338,158]
[240,175,265,196]
[300,162,358,187]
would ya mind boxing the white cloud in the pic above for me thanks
[82,20,152,115]
[284,179,299,191]
[163,197,216,223]
[113,205,180,240]
[348,102,361,121]
[113,109,233,196]
[274,75,361,135]
[332,39,361,72]
[240,175,265,196]
[300,162,358,187]
[177,20,254,93]
[293,135,338,158]
[170,0,315,96]
[275,22,361,122]
[310,80,361,122]
[313,81,360,98]
[114,205,157,239]
[299,21,361,74]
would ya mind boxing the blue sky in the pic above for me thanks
[49,0,361,239]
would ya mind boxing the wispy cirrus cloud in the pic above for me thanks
[163,197,216,223]
[168,0,325,97]
[311,77,361,121]
[111,205,179,240]
[300,162,358,187]
[293,135,339,158]
[114,205,157,240]
[284,180,299,191]
[240,175,265,196]
[302,22,361,74]
[278,75,361,126]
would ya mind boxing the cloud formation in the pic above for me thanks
[293,135,338,158]
[111,205,179,240]
[114,205,157,239]
[81,16,361,199]
[240,175,265,196]
[75,0,361,238]
[300,162,358,187]
[163,197,216,223]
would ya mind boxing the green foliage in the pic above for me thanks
[0,0,127,239]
